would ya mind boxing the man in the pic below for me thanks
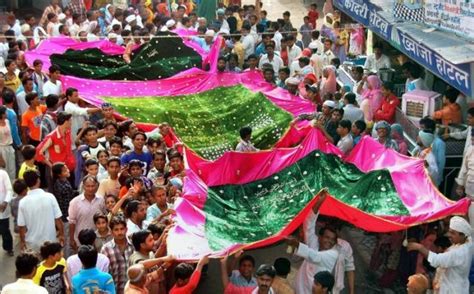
[419,117,445,186]
[16,78,35,116]
[21,92,47,146]
[408,216,472,294]
[191,30,215,52]
[253,264,276,294]
[242,24,256,60]
[64,87,101,145]
[126,200,149,238]
[271,258,295,293]
[170,255,210,293]
[31,60,48,99]
[18,170,64,252]
[364,42,391,73]
[36,111,75,177]
[286,35,302,65]
[308,31,324,55]
[124,264,149,294]
[445,107,474,153]
[403,62,428,92]
[1,253,48,293]
[287,193,355,294]
[259,42,284,73]
[43,65,62,97]
[39,94,60,142]
[66,229,110,285]
[336,120,354,155]
[285,77,300,96]
[406,273,429,294]
[312,271,335,294]
[0,160,13,256]
[321,39,336,67]
[342,92,364,123]
[72,245,115,294]
[101,217,134,294]
[121,132,153,172]
[455,128,474,227]
[69,175,106,251]
[221,251,258,292]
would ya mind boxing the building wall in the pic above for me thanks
[32,0,49,10]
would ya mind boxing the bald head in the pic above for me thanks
[128,264,146,286]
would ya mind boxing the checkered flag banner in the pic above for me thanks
[393,2,425,23]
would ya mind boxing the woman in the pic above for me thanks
[319,65,337,99]
[360,75,383,122]
[333,21,348,63]
[349,25,365,56]
[321,13,335,42]
[0,106,15,180]
[391,124,408,156]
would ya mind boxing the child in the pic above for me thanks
[351,120,366,145]
[81,125,106,160]
[18,144,37,179]
[159,122,177,148]
[148,150,168,185]
[170,255,210,293]
[308,3,319,29]
[277,67,290,89]
[263,67,276,85]
[33,241,68,293]
[147,137,165,155]
[78,159,100,193]
[167,151,185,178]
[97,157,121,198]
[336,120,354,155]
[235,126,258,152]
[11,179,27,234]
[146,185,174,223]
[96,150,109,182]
[51,162,75,224]
[433,88,462,125]
[98,121,118,148]
[93,212,113,252]
[109,136,123,157]
[97,103,116,129]
[300,16,313,48]
[245,54,258,71]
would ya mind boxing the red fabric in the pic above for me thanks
[170,269,201,293]
[373,94,399,124]
[36,128,75,171]
[308,10,319,29]
[83,0,92,11]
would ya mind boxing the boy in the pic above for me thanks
[147,151,168,184]
[21,92,47,146]
[170,255,210,293]
[81,125,106,160]
[96,102,116,129]
[336,120,354,155]
[11,179,27,234]
[277,67,290,89]
[93,213,113,252]
[97,156,121,198]
[168,151,185,178]
[159,122,177,148]
[18,144,37,179]
[433,88,462,125]
[300,16,313,48]
[98,121,118,149]
[33,241,68,293]
[351,120,366,145]
[245,54,258,71]
[263,67,276,85]
[308,3,319,29]
[236,126,258,152]
[146,185,173,222]
[109,136,123,157]
[32,59,48,98]
[43,65,62,97]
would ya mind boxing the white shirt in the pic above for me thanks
[294,211,339,294]
[428,241,472,294]
[321,50,336,67]
[126,219,150,240]
[242,34,255,59]
[456,145,474,196]
[364,54,391,72]
[308,39,324,55]
[43,80,62,97]
[65,101,89,147]
[342,104,364,123]
[259,54,284,73]
[1,279,48,294]
[15,91,29,116]
[251,287,275,294]
[272,31,283,52]
[17,188,62,251]
[0,169,12,219]
[66,253,110,285]
[287,45,302,65]
[337,134,354,155]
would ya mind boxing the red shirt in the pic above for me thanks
[373,94,400,124]
[170,270,201,294]
[36,128,75,171]
[308,10,319,29]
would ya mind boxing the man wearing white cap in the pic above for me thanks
[124,14,137,31]
[408,216,473,294]
[161,19,176,32]
[285,77,300,96]
[190,30,214,52]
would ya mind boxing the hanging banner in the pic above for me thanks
[424,0,474,40]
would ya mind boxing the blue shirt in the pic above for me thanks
[72,267,115,294]
[255,43,266,58]
[6,108,21,147]
[432,136,446,185]
[120,150,153,173]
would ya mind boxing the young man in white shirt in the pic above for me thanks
[242,24,256,60]
[321,39,336,67]
[336,120,354,155]
[252,264,277,294]
[286,35,302,65]
[43,65,62,97]
[258,42,284,73]
[364,42,391,73]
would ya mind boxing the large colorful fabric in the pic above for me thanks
[49,33,203,80]
[167,127,469,259]
[103,85,293,159]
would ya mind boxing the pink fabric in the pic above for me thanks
[360,75,383,121]
[320,66,337,98]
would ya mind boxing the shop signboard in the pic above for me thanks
[424,0,474,40]
[397,28,472,96]
[334,0,392,40]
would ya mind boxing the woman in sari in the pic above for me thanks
[349,25,365,56]
[319,65,337,99]
[360,75,383,122]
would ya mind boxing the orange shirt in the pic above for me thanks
[433,103,462,125]
[21,105,47,141]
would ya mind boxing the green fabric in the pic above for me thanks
[204,150,409,251]
[103,85,293,159]
[50,32,202,80]
[198,0,218,23]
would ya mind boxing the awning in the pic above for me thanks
[334,0,474,97]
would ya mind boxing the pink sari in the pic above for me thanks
[360,75,383,122]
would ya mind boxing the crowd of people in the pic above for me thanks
[0,0,472,293]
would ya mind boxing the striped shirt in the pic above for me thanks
[100,239,134,294]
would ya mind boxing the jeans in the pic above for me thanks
[0,218,13,251]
